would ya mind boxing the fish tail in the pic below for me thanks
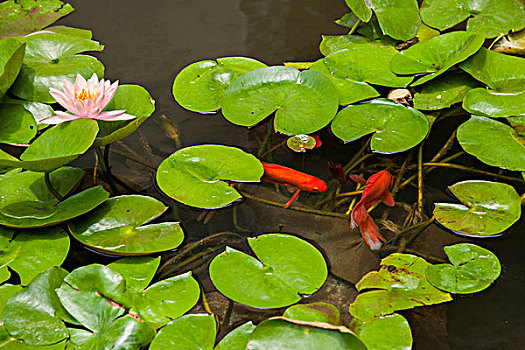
[350,203,385,250]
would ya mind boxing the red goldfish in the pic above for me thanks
[261,162,327,208]
[350,170,395,250]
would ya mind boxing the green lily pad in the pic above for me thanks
[0,1,74,38]
[433,180,521,237]
[282,303,342,326]
[0,226,69,285]
[156,144,263,209]
[150,314,216,350]
[3,267,71,345]
[0,326,66,349]
[344,0,420,40]
[246,318,366,350]
[331,99,429,153]
[173,57,267,113]
[222,66,339,135]
[93,84,156,147]
[215,322,256,350]
[319,35,372,56]
[459,48,525,92]
[426,244,501,294]
[0,167,109,228]
[416,23,440,41]
[3,98,54,128]
[420,0,525,38]
[457,116,525,171]
[349,313,413,350]
[10,55,105,103]
[0,103,37,144]
[349,253,452,321]
[463,89,525,118]
[413,71,479,110]
[391,31,485,86]
[107,256,161,293]
[209,233,328,309]
[0,38,25,98]
[312,45,413,90]
[287,134,318,152]
[45,25,94,39]
[493,28,525,56]
[68,195,184,256]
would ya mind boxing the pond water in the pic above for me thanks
[56,1,525,349]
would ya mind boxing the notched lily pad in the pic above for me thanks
[156,144,263,209]
[173,57,267,113]
[426,243,501,294]
[222,66,339,135]
[349,313,413,350]
[0,103,37,144]
[331,99,429,154]
[68,195,184,256]
[463,89,525,118]
[209,233,328,309]
[215,321,256,350]
[149,314,216,350]
[433,180,521,237]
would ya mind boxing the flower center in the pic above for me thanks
[75,88,98,102]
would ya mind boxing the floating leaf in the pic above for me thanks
[150,314,216,350]
[246,318,366,350]
[349,254,452,321]
[331,99,429,153]
[0,1,74,38]
[344,0,372,22]
[391,31,485,86]
[319,35,371,56]
[0,326,66,349]
[3,268,71,345]
[349,313,413,350]
[426,244,501,294]
[0,38,25,98]
[463,89,525,118]
[215,322,256,350]
[173,57,267,113]
[283,303,342,326]
[93,84,156,147]
[209,233,328,308]
[68,195,184,256]
[222,66,339,135]
[286,134,317,152]
[0,103,37,144]
[0,167,109,228]
[459,48,525,92]
[457,116,525,171]
[3,98,54,128]
[493,28,525,56]
[45,25,93,39]
[0,226,69,285]
[107,256,161,293]
[156,144,263,209]
[420,0,525,38]
[416,23,440,41]
[413,71,479,110]
[433,180,521,237]
[334,12,360,29]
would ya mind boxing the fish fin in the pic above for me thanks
[284,189,301,208]
[360,218,385,250]
[349,174,367,185]
[381,191,395,207]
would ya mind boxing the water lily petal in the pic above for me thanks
[96,110,136,121]
[99,81,119,109]
[40,111,81,124]
[50,88,74,111]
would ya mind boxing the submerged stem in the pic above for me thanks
[44,172,64,202]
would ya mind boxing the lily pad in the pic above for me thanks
[287,134,318,152]
[349,253,452,321]
[0,1,74,38]
[390,31,485,86]
[246,318,366,350]
[0,326,66,350]
[344,0,420,40]
[222,66,339,135]
[173,57,267,113]
[493,28,525,56]
[349,313,413,350]
[150,314,216,350]
[457,116,525,171]
[0,167,109,228]
[215,322,256,350]
[459,48,525,92]
[331,99,429,153]
[282,302,342,325]
[0,103,37,144]
[156,144,263,209]
[68,195,184,256]
[413,71,479,110]
[0,38,25,98]
[3,267,71,346]
[319,35,372,56]
[420,0,525,38]
[463,89,525,118]
[3,98,54,128]
[0,226,69,285]
[107,256,161,293]
[93,84,156,147]
[209,233,328,309]
[426,244,501,293]
[433,180,521,237]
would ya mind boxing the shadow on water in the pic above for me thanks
[57,1,525,349]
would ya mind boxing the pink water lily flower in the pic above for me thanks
[41,73,136,124]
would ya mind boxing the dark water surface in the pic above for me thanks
[57,1,525,349]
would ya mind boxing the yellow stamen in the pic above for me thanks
[75,88,98,102]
